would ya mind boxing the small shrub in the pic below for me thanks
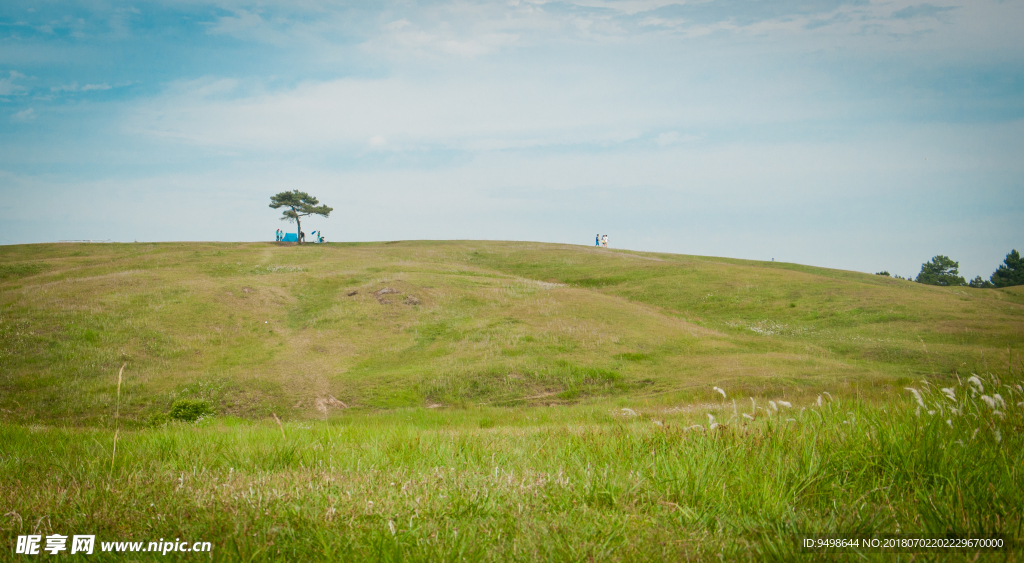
[146,412,169,427]
[168,399,214,422]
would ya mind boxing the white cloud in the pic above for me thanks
[368,17,522,58]
[638,16,684,28]
[0,71,27,96]
[126,71,686,152]
[50,82,115,94]
[566,0,685,16]
[163,77,241,98]
[655,131,700,146]
[126,49,851,155]
[11,108,35,121]
[204,9,290,45]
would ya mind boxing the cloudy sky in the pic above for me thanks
[1,0,1021,278]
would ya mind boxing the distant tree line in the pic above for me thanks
[875,249,1023,288]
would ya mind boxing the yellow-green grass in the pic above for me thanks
[1,241,1022,425]
[1,375,1021,561]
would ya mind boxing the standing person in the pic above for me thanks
[300,231,305,243]
[604,234,609,248]
[596,234,600,246]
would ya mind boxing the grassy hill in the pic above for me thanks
[2,240,1022,560]
[2,240,1021,425]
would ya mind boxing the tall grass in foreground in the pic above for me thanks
[109,363,125,481]
[1,374,1021,562]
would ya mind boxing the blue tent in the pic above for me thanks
[282,233,298,242]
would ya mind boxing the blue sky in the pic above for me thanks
[1,0,1021,279]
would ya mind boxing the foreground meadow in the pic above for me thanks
[2,373,1021,561]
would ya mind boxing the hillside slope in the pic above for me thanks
[1,241,1021,425]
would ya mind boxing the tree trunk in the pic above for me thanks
[295,215,302,245]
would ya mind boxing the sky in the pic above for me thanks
[0,0,1022,280]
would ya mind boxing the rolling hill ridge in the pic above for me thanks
[1,240,1021,425]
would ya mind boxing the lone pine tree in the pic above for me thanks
[269,190,333,245]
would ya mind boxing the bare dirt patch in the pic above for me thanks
[375,287,400,304]
[315,395,349,415]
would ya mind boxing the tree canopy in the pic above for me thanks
[269,190,333,245]
[915,255,966,286]
[990,249,1024,287]
[969,276,993,288]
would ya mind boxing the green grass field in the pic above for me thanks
[1,241,1022,560]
